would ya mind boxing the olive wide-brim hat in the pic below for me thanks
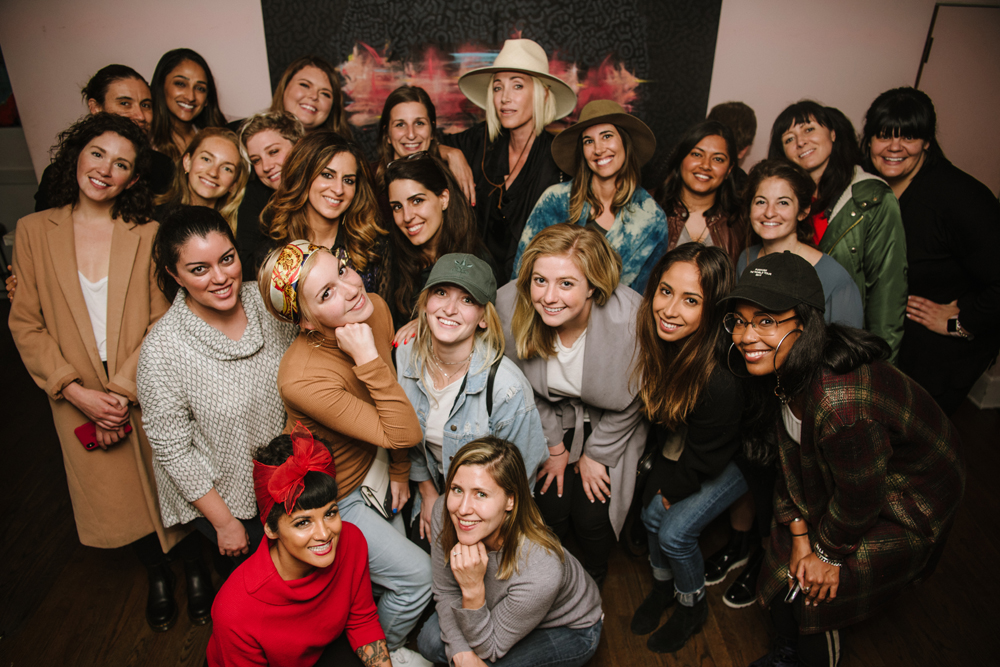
[550,99,656,174]
[457,38,577,121]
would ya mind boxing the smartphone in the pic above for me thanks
[74,421,132,450]
[784,580,802,603]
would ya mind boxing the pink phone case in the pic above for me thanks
[74,421,132,450]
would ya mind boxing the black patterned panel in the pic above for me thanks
[260,0,722,186]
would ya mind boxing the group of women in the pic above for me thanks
[7,33,993,667]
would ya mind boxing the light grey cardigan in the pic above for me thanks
[496,283,650,536]
[137,285,296,527]
[430,497,603,662]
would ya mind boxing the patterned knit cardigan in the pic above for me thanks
[757,360,965,632]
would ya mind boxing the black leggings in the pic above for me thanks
[131,531,202,569]
[770,600,842,667]
[533,434,615,575]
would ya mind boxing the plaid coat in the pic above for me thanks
[758,361,965,632]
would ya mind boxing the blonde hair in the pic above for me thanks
[439,437,563,580]
[511,224,621,360]
[157,127,248,232]
[411,288,505,386]
[485,74,556,142]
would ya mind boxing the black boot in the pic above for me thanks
[646,595,708,653]
[705,528,751,585]
[724,546,764,609]
[184,554,215,625]
[630,578,675,635]
[146,564,178,632]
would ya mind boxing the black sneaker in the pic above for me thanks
[724,547,763,609]
[705,529,751,585]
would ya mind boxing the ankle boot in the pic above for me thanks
[646,595,708,653]
[630,578,675,635]
[184,554,215,625]
[146,564,178,632]
[705,528,751,585]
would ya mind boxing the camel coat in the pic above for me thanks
[9,206,183,551]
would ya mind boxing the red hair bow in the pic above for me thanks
[253,422,336,526]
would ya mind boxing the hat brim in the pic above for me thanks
[550,112,656,174]
[719,285,805,313]
[458,67,577,121]
[422,275,496,306]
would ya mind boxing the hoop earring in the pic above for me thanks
[727,342,751,378]
[772,329,802,404]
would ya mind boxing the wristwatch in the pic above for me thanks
[947,316,974,340]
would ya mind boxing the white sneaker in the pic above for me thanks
[389,646,433,667]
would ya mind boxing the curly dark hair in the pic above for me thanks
[46,112,154,224]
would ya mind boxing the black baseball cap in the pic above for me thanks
[720,252,826,313]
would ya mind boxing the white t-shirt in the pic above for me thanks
[546,329,587,399]
[78,272,108,362]
[424,373,466,475]
[781,403,802,444]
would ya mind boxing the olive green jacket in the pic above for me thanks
[819,168,907,363]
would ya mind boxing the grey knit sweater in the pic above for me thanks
[137,285,296,527]
[430,497,603,662]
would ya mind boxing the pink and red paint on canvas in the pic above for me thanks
[337,38,642,134]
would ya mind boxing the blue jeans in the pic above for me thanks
[339,485,433,650]
[417,611,602,667]
[641,460,748,606]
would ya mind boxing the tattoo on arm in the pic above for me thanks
[356,639,391,667]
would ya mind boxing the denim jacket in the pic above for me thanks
[512,182,668,293]
[397,340,549,518]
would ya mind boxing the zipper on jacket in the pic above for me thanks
[826,214,865,253]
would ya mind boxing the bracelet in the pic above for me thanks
[549,446,567,456]
[790,532,809,537]
[813,542,844,567]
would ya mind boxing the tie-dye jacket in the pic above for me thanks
[511,182,668,293]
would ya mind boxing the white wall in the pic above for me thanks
[707,0,997,168]
[0,0,273,181]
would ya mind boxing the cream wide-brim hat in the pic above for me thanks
[458,39,577,121]
[550,99,656,175]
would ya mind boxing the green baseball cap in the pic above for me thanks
[423,253,497,305]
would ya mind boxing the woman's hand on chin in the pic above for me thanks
[336,322,379,365]
[450,542,489,608]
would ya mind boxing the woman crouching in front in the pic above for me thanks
[724,252,964,667]
[208,425,391,666]
[418,437,603,667]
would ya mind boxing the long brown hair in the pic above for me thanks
[375,86,440,186]
[568,123,641,224]
[270,56,352,139]
[633,243,735,427]
[382,154,485,318]
[511,225,621,360]
[439,437,563,580]
[263,131,385,273]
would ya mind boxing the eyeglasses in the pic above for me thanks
[386,150,432,169]
[724,312,799,335]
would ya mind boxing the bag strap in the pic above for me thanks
[485,356,503,418]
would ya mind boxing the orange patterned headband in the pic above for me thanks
[268,240,323,323]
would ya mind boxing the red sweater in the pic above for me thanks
[207,522,384,666]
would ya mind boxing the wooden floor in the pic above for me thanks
[2,295,998,666]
